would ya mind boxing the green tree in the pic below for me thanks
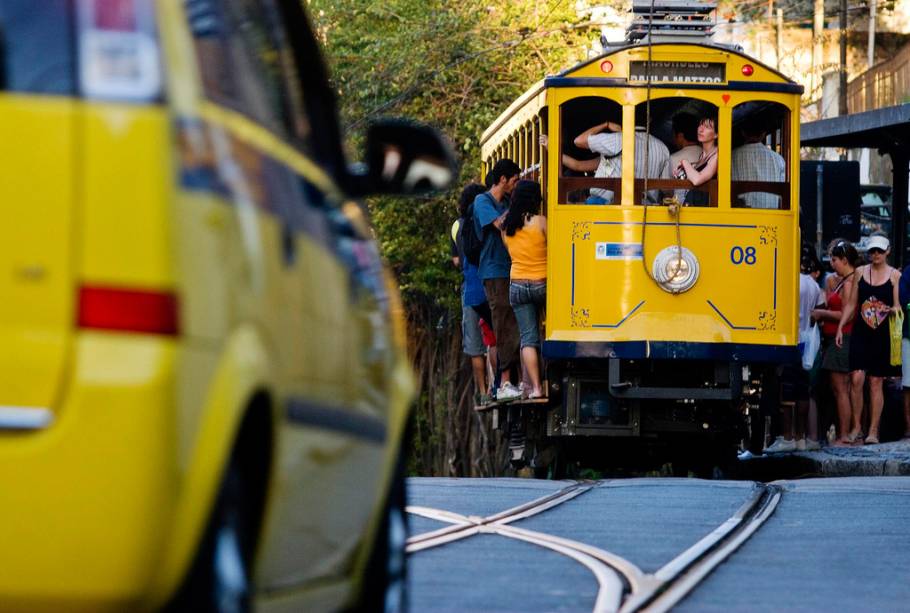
[309,0,593,475]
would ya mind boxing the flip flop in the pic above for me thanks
[845,431,864,445]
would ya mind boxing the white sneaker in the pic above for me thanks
[795,438,807,451]
[496,382,522,402]
[804,439,822,451]
[765,437,797,454]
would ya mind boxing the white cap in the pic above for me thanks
[867,235,890,252]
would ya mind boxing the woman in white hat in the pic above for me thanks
[836,233,902,444]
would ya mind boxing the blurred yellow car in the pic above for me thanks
[0,0,453,611]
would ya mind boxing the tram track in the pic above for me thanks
[406,481,782,612]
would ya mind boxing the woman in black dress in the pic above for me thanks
[836,234,902,444]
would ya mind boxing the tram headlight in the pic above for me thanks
[652,246,699,294]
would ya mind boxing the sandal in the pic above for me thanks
[865,434,880,445]
[845,431,864,445]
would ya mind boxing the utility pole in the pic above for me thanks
[813,0,824,100]
[868,0,877,68]
[777,8,783,70]
[839,0,848,115]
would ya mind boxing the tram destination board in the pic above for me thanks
[629,61,725,83]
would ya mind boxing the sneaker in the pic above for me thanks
[795,438,806,451]
[496,382,522,402]
[804,439,822,451]
[764,437,797,454]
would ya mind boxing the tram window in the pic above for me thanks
[731,102,789,210]
[556,96,622,204]
[633,98,718,207]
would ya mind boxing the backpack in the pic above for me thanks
[462,195,489,266]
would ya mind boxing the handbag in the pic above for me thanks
[800,322,820,371]
[890,307,904,366]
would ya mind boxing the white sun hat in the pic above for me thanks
[867,235,890,251]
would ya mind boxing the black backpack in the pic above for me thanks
[462,194,490,266]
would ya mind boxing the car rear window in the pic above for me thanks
[0,0,75,95]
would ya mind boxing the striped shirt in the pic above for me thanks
[731,143,786,209]
[588,130,670,203]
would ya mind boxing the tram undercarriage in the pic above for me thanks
[493,359,758,476]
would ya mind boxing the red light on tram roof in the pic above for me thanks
[600,60,614,74]
[742,64,755,77]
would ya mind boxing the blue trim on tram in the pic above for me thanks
[543,340,798,363]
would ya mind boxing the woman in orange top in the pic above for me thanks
[501,180,546,399]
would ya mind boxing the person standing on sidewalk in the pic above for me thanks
[766,252,824,453]
[473,159,522,401]
[837,234,902,445]
[813,239,859,446]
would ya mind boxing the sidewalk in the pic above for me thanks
[737,439,910,479]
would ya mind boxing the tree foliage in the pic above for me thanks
[308,0,593,475]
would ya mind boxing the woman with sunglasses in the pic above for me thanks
[813,239,860,445]
[836,233,902,444]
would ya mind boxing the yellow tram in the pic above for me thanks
[480,41,803,470]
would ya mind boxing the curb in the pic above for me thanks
[737,440,910,479]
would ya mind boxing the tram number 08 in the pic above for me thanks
[730,246,757,265]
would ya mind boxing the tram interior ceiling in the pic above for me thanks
[801,103,910,267]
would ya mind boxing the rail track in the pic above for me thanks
[406,480,782,612]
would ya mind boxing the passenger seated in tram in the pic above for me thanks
[541,118,670,204]
[731,118,786,209]
[574,117,670,204]
[674,113,717,206]
[668,113,702,204]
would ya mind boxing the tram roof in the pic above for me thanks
[801,103,910,150]
[480,42,800,147]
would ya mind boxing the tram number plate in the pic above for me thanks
[629,61,726,84]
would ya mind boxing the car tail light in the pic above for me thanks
[78,286,179,336]
[78,0,162,101]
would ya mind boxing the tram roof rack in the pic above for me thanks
[626,0,717,44]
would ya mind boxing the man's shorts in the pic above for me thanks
[780,362,810,403]
[462,304,484,357]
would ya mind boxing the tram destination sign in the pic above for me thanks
[629,61,726,84]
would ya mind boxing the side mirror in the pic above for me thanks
[353,119,458,196]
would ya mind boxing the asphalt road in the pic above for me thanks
[406,476,910,612]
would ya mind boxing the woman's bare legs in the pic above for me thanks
[520,346,542,397]
[848,369,865,441]
[831,371,854,444]
[866,375,884,443]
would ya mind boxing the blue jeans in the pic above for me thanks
[509,280,546,348]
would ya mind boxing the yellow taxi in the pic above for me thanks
[0,1,453,611]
